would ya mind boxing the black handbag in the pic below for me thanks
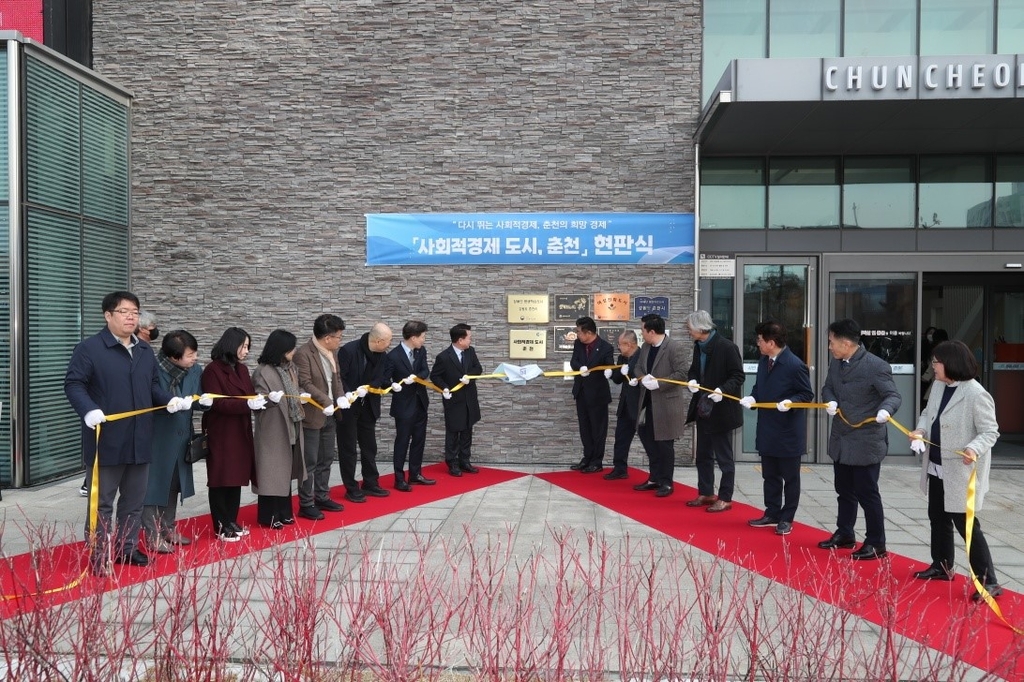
[185,432,209,464]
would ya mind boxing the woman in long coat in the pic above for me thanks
[910,339,1002,600]
[252,329,306,528]
[201,327,262,542]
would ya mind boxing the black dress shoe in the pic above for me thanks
[409,473,436,485]
[851,543,887,560]
[633,481,659,491]
[913,565,953,581]
[298,505,325,521]
[395,479,411,492]
[316,498,345,512]
[345,490,367,503]
[817,532,857,550]
[972,584,1003,602]
[569,460,587,471]
[459,462,479,474]
[581,464,603,473]
[114,549,150,567]
[603,470,628,480]
[655,485,674,498]
[362,484,390,497]
[448,466,463,477]
[748,515,780,527]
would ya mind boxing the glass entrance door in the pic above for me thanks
[735,258,817,462]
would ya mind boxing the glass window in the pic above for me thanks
[842,156,915,228]
[918,156,993,228]
[995,155,1024,227]
[769,0,840,58]
[768,158,840,229]
[997,1,1024,52]
[844,0,917,56]
[700,158,765,229]
[703,0,766,105]
[920,0,994,55]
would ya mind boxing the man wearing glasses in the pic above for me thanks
[65,291,188,575]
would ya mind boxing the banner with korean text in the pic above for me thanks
[365,213,694,265]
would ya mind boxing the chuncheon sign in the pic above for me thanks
[365,213,695,265]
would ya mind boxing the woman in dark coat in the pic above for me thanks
[251,330,306,529]
[200,327,265,541]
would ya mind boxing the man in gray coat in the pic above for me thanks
[819,318,902,560]
[632,314,689,497]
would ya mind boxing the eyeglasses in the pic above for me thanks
[112,308,140,318]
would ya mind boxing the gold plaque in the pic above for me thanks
[594,293,630,321]
[509,329,547,359]
[507,294,550,323]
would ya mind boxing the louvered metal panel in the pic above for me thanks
[83,89,129,226]
[25,56,81,215]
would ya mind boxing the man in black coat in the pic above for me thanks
[605,330,641,480]
[684,310,745,513]
[387,320,435,491]
[336,322,394,501]
[569,316,615,473]
[430,323,484,476]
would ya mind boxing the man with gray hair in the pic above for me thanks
[136,309,159,345]
[605,329,641,480]
[684,310,744,513]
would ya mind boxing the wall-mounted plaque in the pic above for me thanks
[634,296,669,319]
[593,292,630,321]
[507,294,550,323]
[554,294,590,321]
[509,329,547,359]
[553,326,577,352]
[598,326,625,347]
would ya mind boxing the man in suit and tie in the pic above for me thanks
[569,316,615,473]
[430,323,484,477]
[605,330,641,480]
[740,320,814,536]
[632,313,689,497]
[337,322,394,501]
[387,320,435,491]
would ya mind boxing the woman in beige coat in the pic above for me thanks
[909,340,1001,600]
[252,330,306,529]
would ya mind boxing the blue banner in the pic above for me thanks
[365,213,694,265]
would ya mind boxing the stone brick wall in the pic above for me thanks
[91,0,702,465]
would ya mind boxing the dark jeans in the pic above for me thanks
[611,413,637,472]
[575,399,609,466]
[208,485,241,534]
[761,455,801,523]
[393,408,427,479]
[695,422,735,501]
[637,408,674,487]
[85,462,149,560]
[927,474,998,585]
[833,461,885,546]
[337,401,381,491]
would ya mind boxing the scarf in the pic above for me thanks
[157,352,189,394]
[275,362,303,423]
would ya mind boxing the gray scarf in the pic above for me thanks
[275,362,303,423]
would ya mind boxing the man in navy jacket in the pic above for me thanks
[387,320,434,491]
[741,320,814,536]
[430,323,484,476]
[65,291,181,574]
[569,316,614,473]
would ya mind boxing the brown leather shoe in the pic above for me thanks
[685,494,718,507]
[706,500,733,513]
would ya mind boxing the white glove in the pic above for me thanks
[776,399,792,412]
[178,395,194,411]
[84,409,106,429]
[299,392,312,404]
[687,379,700,394]
[627,378,639,387]
[641,375,659,391]
[876,409,890,423]
[579,366,590,377]
[356,386,368,398]
[603,368,613,379]
[198,393,214,407]
[268,390,284,404]
[442,388,452,400]
[322,405,336,417]
[460,375,471,385]
[620,364,630,376]
[247,395,267,410]
[166,397,185,413]
[391,382,403,392]
[739,396,755,410]
[403,374,416,385]
[825,401,838,416]
[910,438,927,455]
[336,395,350,409]
[709,388,724,403]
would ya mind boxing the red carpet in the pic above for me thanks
[536,467,1023,680]
[0,463,524,617]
